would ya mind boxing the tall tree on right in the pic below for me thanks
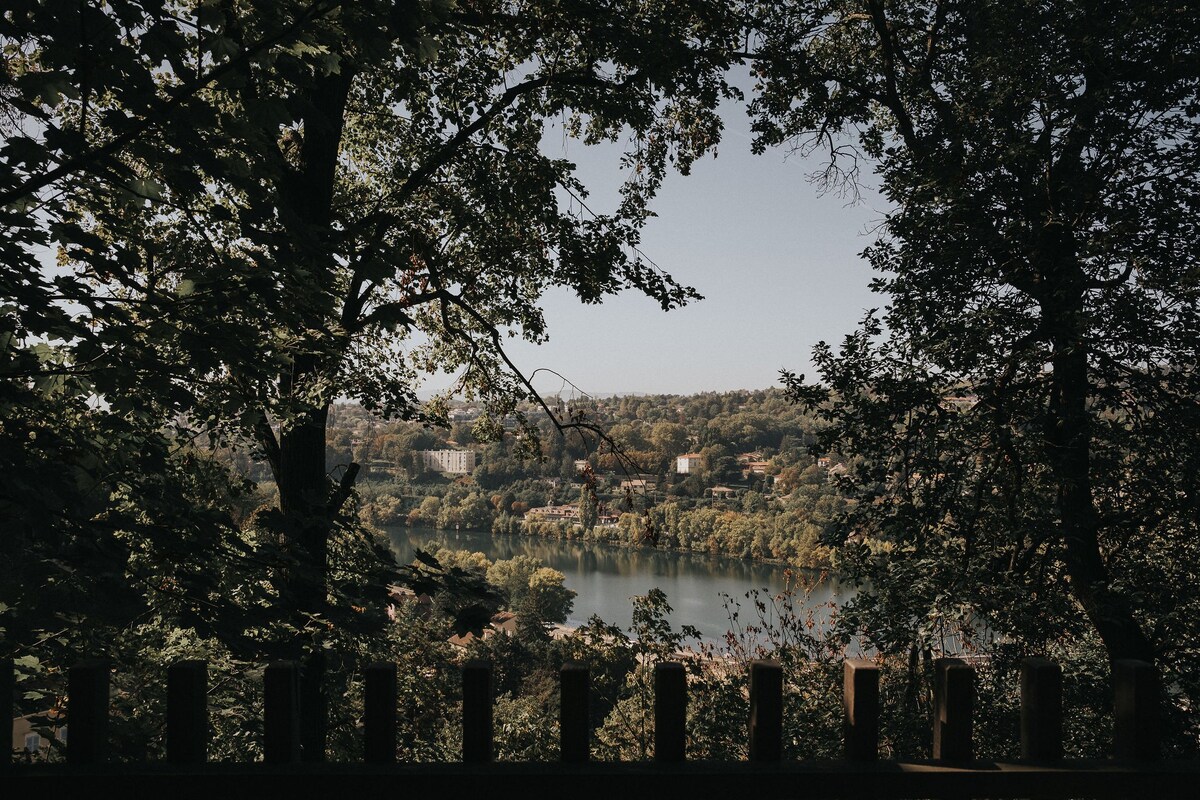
[749,0,1200,679]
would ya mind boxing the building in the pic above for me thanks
[676,453,702,474]
[12,711,66,762]
[620,478,657,492]
[419,449,477,474]
[525,504,580,521]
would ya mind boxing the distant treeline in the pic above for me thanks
[232,389,850,567]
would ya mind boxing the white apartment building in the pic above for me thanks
[419,449,477,475]
[676,453,702,474]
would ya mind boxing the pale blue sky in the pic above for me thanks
[489,95,892,397]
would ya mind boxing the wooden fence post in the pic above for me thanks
[67,660,109,765]
[2,657,12,770]
[843,659,879,761]
[654,662,686,762]
[462,660,493,763]
[1020,658,1062,761]
[167,660,208,764]
[560,661,590,763]
[749,660,783,762]
[364,662,397,764]
[933,658,974,762]
[264,661,300,764]
[1114,659,1159,761]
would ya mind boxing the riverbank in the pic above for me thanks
[388,526,846,643]
[497,505,835,570]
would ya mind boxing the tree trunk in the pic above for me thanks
[1039,236,1155,664]
[275,369,332,763]
[269,67,355,763]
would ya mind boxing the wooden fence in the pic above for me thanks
[5,656,1198,799]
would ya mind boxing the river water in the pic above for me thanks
[387,527,850,644]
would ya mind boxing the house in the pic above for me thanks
[388,587,432,618]
[448,611,520,649]
[619,477,657,492]
[448,405,482,421]
[708,485,737,500]
[11,710,66,762]
[741,460,770,476]
[940,394,979,412]
[525,504,580,521]
[490,611,518,636]
[676,453,702,474]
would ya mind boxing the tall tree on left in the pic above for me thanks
[2,0,742,757]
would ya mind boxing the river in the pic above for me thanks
[387,527,850,645]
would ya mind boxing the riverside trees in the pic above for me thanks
[2,0,741,757]
[749,0,1200,737]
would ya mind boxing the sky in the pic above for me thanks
[432,94,893,399]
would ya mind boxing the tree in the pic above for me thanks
[579,481,600,532]
[521,566,576,626]
[750,0,1200,691]
[650,421,690,461]
[4,1,742,756]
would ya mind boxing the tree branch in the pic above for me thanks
[0,0,344,206]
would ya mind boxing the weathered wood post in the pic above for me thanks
[264,661,301,763]
[1020,658,1062,761]
[364,662,397,764]
[749,659,783,762]
[843,659,880,761]
[560,661,590,763]
[654,661,686,762]
[167,660,208,764]
[462,660,493,763]
[1114,659,1159,761]
[2,657,12,770]
[933,658,974,762]
[67,660,110,765]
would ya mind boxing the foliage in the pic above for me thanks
[2,0,748,756]
[750,0,1200,752]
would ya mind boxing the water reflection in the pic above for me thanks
[388,527,847,643]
